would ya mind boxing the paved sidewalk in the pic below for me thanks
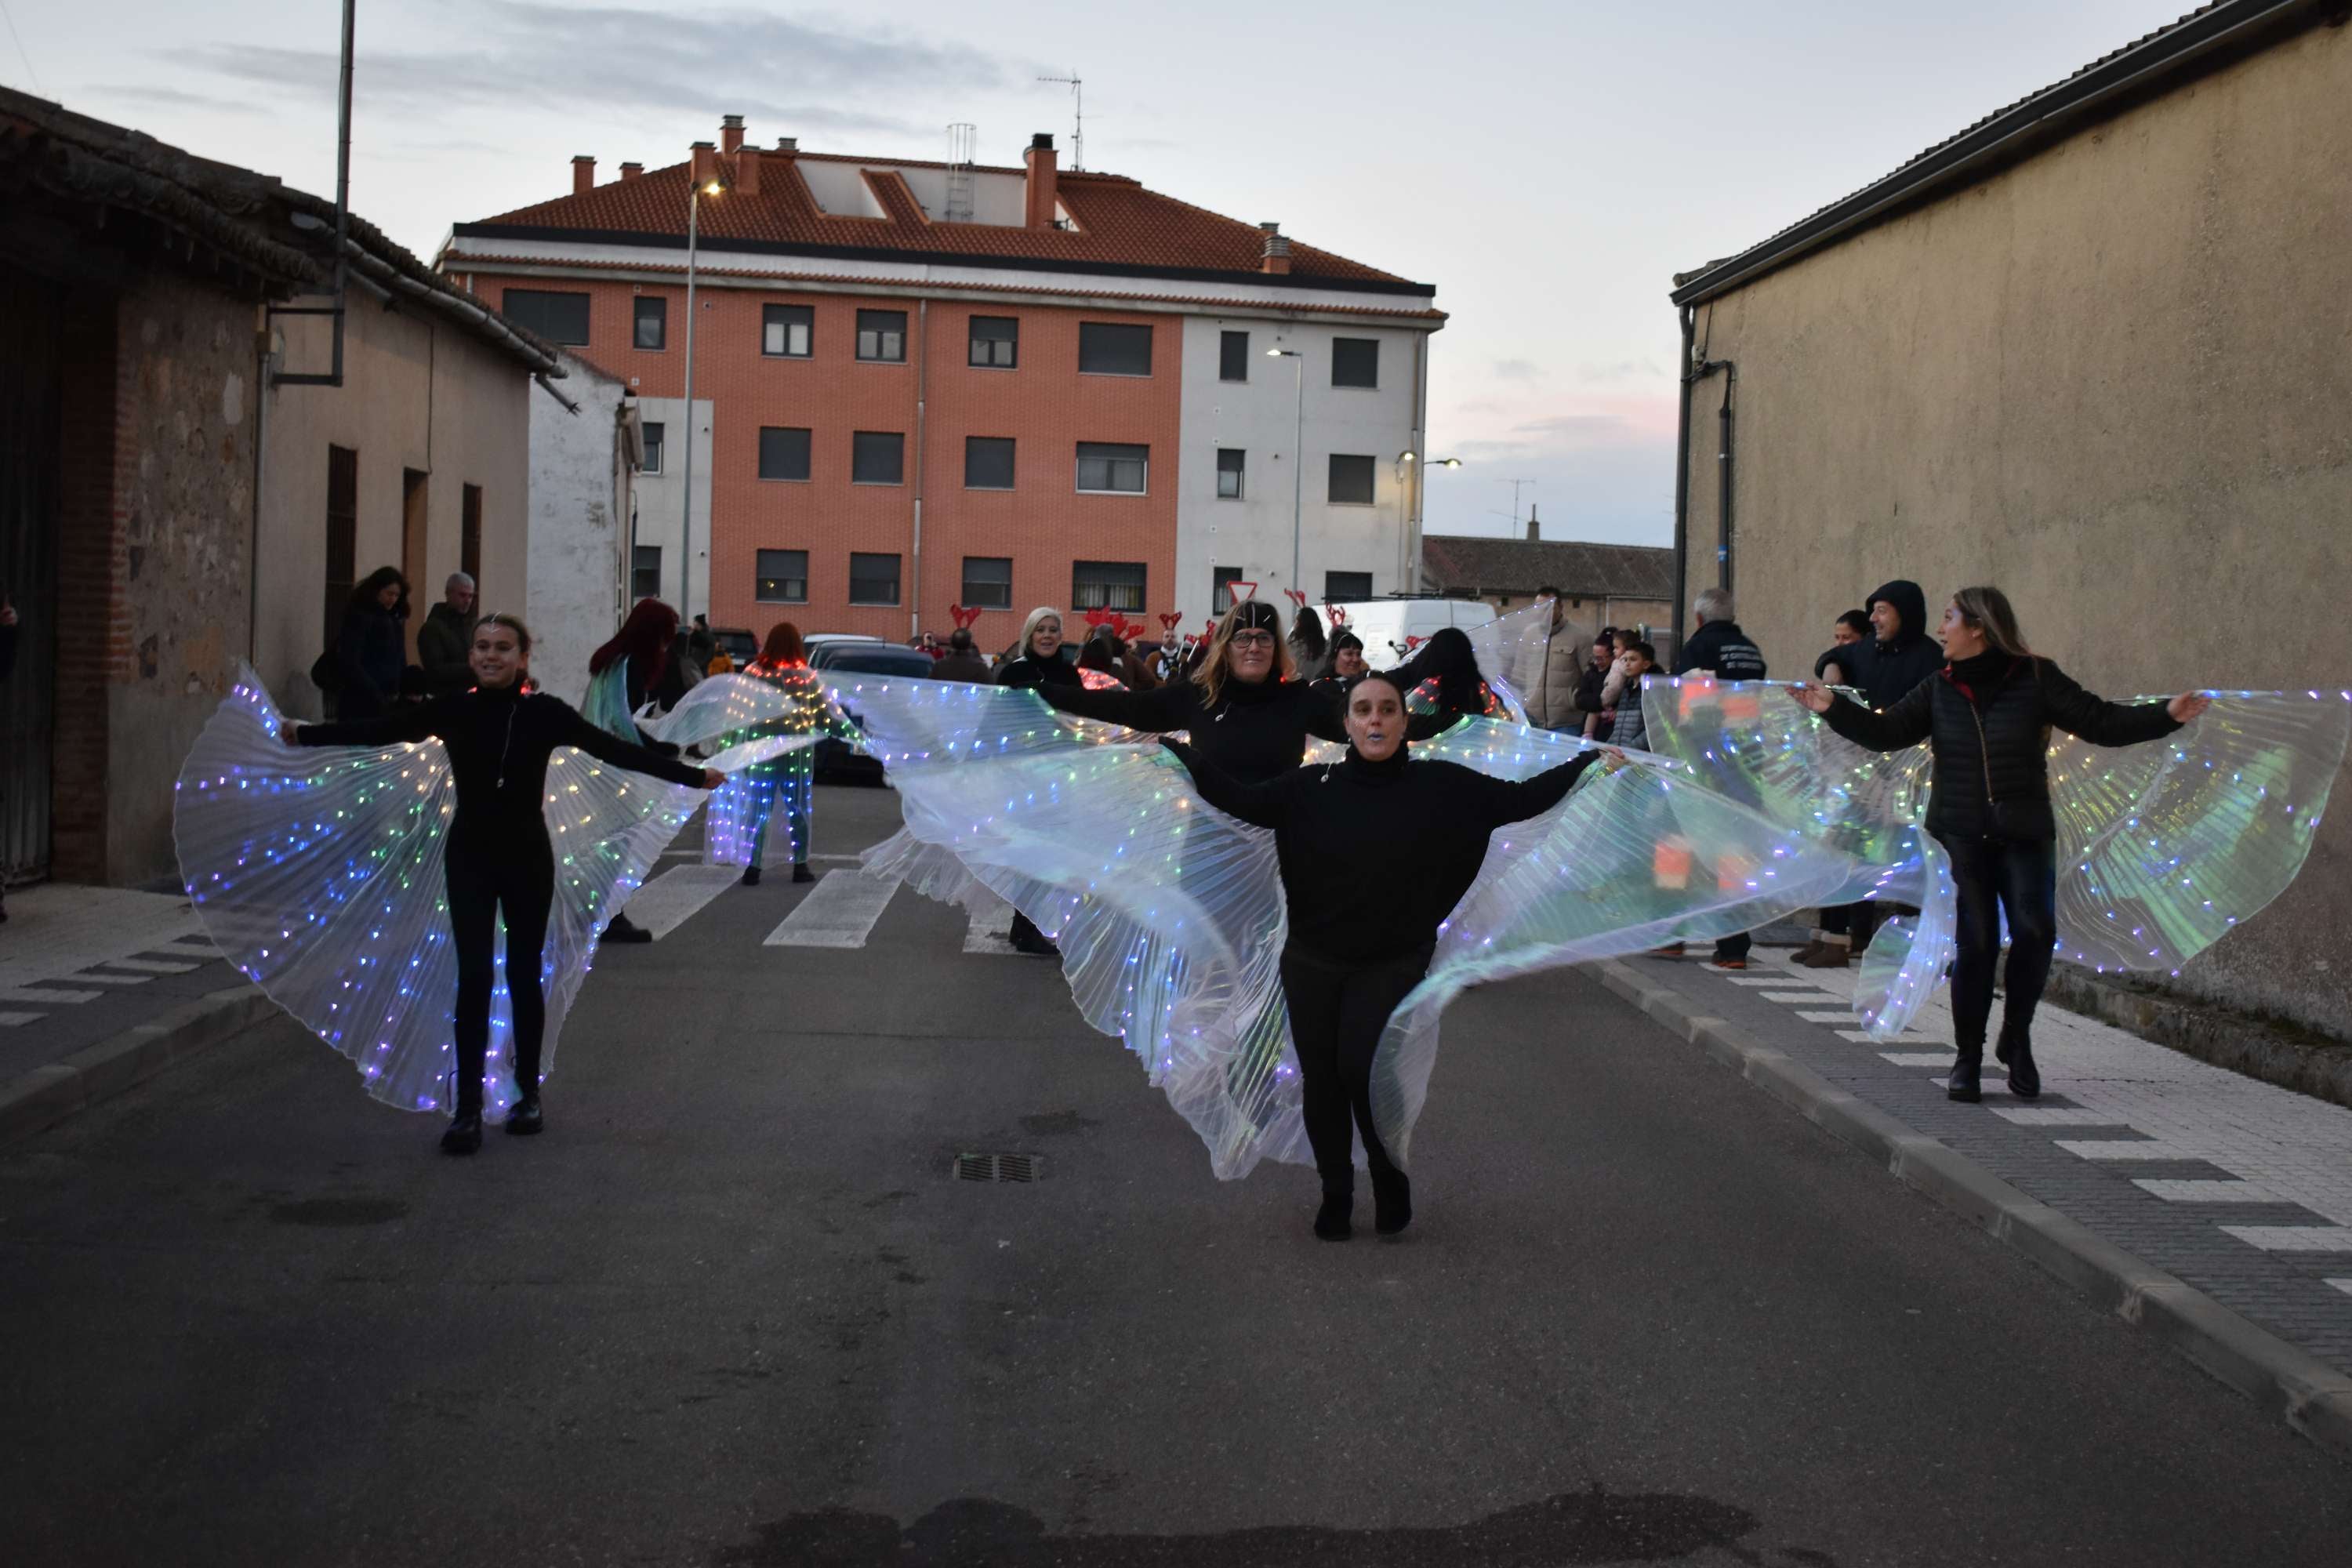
[1637,946,2352,1375]
[0,884,239,1081]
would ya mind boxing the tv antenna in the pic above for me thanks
[1038,71,1083,170]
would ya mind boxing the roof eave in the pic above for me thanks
[1669,0,2327,307]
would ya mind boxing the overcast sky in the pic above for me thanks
[9,0,2197,545]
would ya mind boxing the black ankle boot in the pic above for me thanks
[1313,1189,1353,1242]
[1372,1169,1413,1236]
[1946,1053,1983,1103]
[1998,1025,2041,1099]
[741,864,762,887]
[791,863,815,884]
[601,913,652,945]
[505,1094,544,1135]
[440,1112,484,1155]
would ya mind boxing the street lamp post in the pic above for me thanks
[1268,347,1305,597]
[1395,450,1461,590]
[678,173,723,624]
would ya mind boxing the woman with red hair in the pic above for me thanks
[706,621,859,885]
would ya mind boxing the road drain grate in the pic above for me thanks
[954,1152,1044,1183]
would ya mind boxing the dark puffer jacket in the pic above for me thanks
[1858,579,1943,710]
[1675,619,1767,682]
[1820,652,2180,841]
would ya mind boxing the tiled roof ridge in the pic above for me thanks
[1104,177,1401,284]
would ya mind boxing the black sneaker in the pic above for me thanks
[505,1096,545,1135]
[440,1112,484,1155]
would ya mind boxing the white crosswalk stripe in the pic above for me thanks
[764,869,899,949]
[0,1012,42,1027]
[616,864,740,940]
[961,890,1017,954]
[0,986,104,1005]
[89,957,199,975]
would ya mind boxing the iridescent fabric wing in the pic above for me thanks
[645,670,843,866]
[175,668,707,1120]
[1457,601,1571,723]
[581,662,637,741]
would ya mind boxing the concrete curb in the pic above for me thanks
[1595,959,2352,1461]
[0,984,278,1150]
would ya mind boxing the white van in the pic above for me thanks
[1319,597,1497,664]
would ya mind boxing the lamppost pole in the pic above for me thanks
[1269,348,1305,597]
[678,182,706,623]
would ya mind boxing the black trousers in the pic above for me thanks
[1279,943,1435,1192]
[445,832,556,1115]
[1940,834,2057,1055]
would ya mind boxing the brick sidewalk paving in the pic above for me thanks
[1637,946,2352,1374]
[0,884,237,1080]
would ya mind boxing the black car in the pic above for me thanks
[710,626,758,670]
[808,639,938,782]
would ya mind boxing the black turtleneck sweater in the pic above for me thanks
[1165,739,1601,963]
[296,684,708,847]
[1047,675,1351,784]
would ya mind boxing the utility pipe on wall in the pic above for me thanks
[1670,308,1696,653]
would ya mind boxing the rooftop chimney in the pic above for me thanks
[775,136,798,155]
[1526,503,1541,543]
[1260,223,1292,275]
[1023,132,1059,229]
[720,114,746,154]
[571,154,595,195]
[734,144,761,194]
[690,140,718,186]
[619,162,644,181]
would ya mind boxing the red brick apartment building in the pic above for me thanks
[442,118,1443,646]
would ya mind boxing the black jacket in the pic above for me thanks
[1857,580,1942,710]
[1167,740,1599,964]
[334,605,408,719]
[1675,619,1767,682]
[416,603,477,695]
[995,648,1081,692]
[298,684,707,849]
[931,650,993,684]
[1045,674,1352,785]
[1820,653,2180,842]
[0,618,16,682]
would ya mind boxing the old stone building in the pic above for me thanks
[1420,523,1675,641]
[1667,0,2352,1034]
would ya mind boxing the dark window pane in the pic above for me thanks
[961,556,1013,609]
[1219,330,1249,383]
[762,304,812,358]
[969,315,1018,368]
[1077,321,1152,376]
[1076,441,1147,494]
[852,430,906,485]
[756,549,808,604]
[461,485,482,587]
[1215,448,1244,500]
[640,421,664,475]
[1324,571,1372,601]
[856,309,907,362]
[965,437,1015,490]
[324,445,358,647]
[759,426,812,481]
[632,546,662,600]
[1211,566,1242,614]
[1073,560,1145,613]
[1331,337,1379,388]
[633,296,666,350]
[501,289,590,345]
[1327,453,1375,505]
[850,552,902,605]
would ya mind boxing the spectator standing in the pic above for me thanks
[1289,606,1329,679]
[416,572,479,696]
[996,608,1081,956]
[932,628,991,684]
[1574,630,1616,739]
[1857,580,1943,710]
[1815,609,1871,684]
[1513,588,1588,732]
[1580,639,1657,750]
[333,567,412,720]
[1670,587,1767,967]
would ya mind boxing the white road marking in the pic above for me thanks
[2132,1179,2293,1203]
[961,890,1017,954]
[2218,1227,2352,1252]
[58,973,153,988]
[0,986,102,1005]
[1989,1107,2125,1125]
[764,870,898,949]
[1759,989,1839,1003]
[2327,1279,2352,1298]
[617,863,742,940]
[1879,1051,1959,1067]
[88,957,199,975]
[2056,1140,2190,1160]
[1796,1010,1856,1024]
[0,1011,42,1027]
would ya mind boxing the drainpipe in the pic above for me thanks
[911,299,927,638]
[1711,358,1737,593]
[1671,307,1695,653]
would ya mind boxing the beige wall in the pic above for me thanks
[1675,20,2352,1033]
[257,299,532,712]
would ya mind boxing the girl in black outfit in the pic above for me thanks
[293,613,720,1154]
[1165,673,1602,1240]
[586,600,684,942]
[333,566,412,720]
[1793,586,2207,1102]
[994,608,1081,953]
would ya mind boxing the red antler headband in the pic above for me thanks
[949,604,983,630]
[1282,588,1306,609]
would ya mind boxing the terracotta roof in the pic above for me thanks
[1421,535,1678,601]
[459,152,1431,294]
[449,250,1448,321]
[1671,0,2325,304]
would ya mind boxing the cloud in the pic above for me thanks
[1577,358,1665,383]
[167,2,1023,136]
[1490,357,1541,380]
[84,83,266,116]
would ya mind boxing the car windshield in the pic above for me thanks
[820,648,935,677]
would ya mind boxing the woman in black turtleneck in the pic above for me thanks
[292,613,720,1155]
[1166,673,1602,1241]
[992,608,1082,953]
[1793,586,2207,1105]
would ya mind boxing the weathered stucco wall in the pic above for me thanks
[527,350,630,705]
[1675,20,2352,1033]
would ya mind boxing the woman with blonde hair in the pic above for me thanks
[995,606,1081,692]
[1791,585,2208,1104]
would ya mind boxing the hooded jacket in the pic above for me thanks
[1858,580,1943,710]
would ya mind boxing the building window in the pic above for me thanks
[965,436,1015,491]
[461,484,483,587]
[856,310,907,363]
[1078,321,1152,376]
[851,430,906,485]
[1327,454,1376,506]
[1215,448,1245,500]
[1211,566,1243,614]
[1076,441,1147,495]
[633,546,662,600]
[633,296,666,350]
[323,445,358,648]
[1331,337,1379,389]
[756,549,808,604]
[501,289,590,346]
[1219,330,1249,383]
[640,421,664,475]
[763,304,812,358]
[1324,570,1372,601]
[962,556,1013,609]
[1073,560,1145,613]
[969,315,1018,368]
[759,426,812,481]
[850,552,902,605]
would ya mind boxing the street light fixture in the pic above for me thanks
[677,171,727,624]
[1394,452,1461,593]
[1267,347,1305,596]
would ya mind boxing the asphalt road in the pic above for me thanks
[4,784,2347,1566]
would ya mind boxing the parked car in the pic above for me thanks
[1318,597,1497,666]
[709,626,757,670]
[806,636,936,783]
